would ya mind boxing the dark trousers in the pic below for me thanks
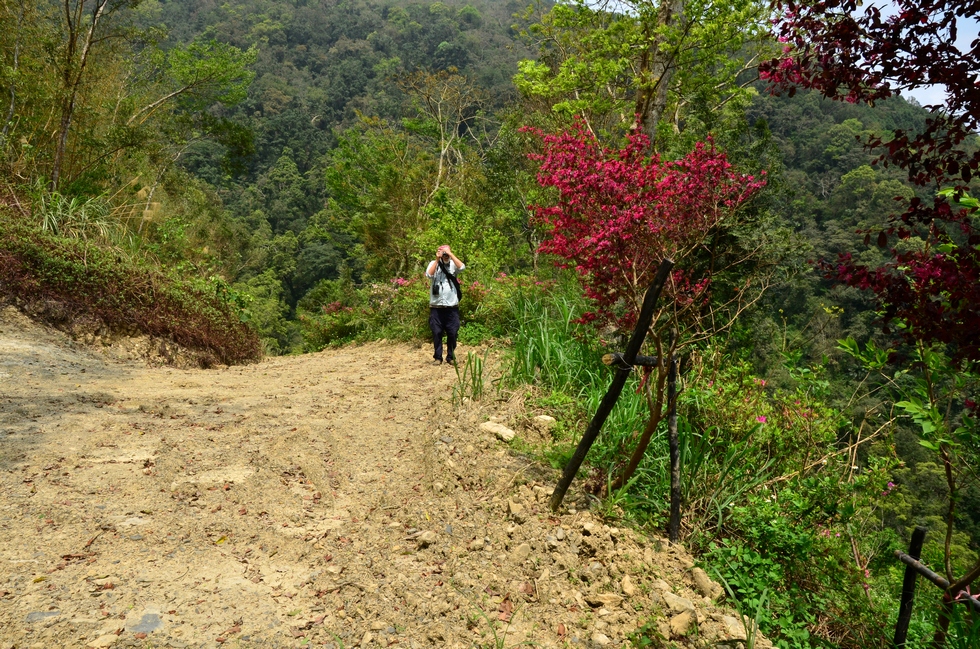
[429,306,460,362]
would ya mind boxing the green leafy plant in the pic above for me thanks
[628,616,669,648]
[679,421,775,533]
[714,571,769,649]
[841,336,980,644]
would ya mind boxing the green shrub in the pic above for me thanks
[233,269,300,355]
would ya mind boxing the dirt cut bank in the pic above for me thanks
[0,306,763,649]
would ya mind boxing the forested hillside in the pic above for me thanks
[2,0,979,646]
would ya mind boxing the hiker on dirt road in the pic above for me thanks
[426,245,464,365]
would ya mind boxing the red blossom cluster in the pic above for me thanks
[762,0,980,361]
[524,123,765,329]
[828,233,980,360]
[760,0,979,187]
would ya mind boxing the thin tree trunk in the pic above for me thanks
[2,0,25,138]
[52,0,109,190]
[932,443,960,649]
[632,0,686,143]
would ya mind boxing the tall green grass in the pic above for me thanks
[503,286,672,514]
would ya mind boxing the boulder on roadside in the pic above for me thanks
[511,542,532,564]
[669,610,696,638]
[621,574,637,597]
[586,592,623,608]
[662,591,696,615]
[508,499,527,523]
[692,566,724,600]
[532,415,556,433]
[480,421,516,442]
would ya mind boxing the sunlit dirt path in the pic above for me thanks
[0,306,758,649]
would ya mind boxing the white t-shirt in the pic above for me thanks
[426,260,464,307]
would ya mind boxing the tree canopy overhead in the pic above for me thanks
[515,0,774,146]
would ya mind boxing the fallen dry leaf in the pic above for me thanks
[498,595,514,622]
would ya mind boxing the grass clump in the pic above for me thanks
[0,211,261,366]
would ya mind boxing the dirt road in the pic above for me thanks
[0,306,755,649]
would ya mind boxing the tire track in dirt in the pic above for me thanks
[0,306,764,649]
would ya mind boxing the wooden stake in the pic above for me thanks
[549,259,674,512]
[894,526,927,649]
[667,340,680,544]
[601,352,659,368]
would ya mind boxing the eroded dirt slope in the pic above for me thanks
[0,307,759,649]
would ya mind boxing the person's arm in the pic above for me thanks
[425,259,438,278]
[444,247,464,271]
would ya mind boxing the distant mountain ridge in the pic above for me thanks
[148,0,534,181]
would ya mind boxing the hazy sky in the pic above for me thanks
[878,15,979,108]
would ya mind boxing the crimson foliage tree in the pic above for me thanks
[528,125,767,327]
[526,123,767,489]
[761,1,980,640]
[760,0,980,360]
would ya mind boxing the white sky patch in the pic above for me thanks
[904,18,980,106]
[879,12,979,107]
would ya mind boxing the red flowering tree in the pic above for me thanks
[527,123,768,489]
